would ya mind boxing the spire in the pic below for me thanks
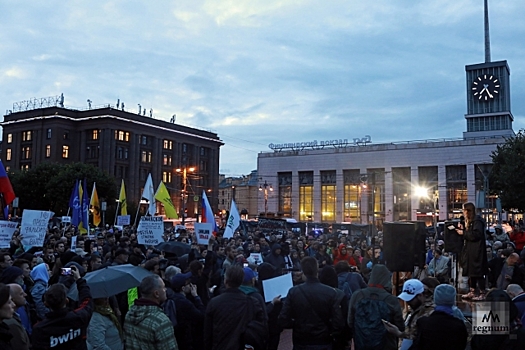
[484,0,491,63]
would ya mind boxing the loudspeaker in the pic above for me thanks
[383,222,417,272]
[410,221,428,268]
[444,221,463,254]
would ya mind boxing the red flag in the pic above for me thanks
[0,160,15,206]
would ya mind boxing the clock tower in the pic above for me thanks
[464,0,514,139]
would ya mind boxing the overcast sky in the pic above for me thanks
[1,0,524,176]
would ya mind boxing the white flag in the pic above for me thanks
[142,173,156,215]
[223,199,240,238]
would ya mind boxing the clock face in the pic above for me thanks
[472,74,500,101]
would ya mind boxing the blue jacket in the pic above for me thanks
[30,263,50,320]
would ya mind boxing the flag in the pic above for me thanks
[155,182,178,219]
[119,179,127,215]
[223,199,240,238]
[90,182,101,227]
[201,190,218,234]
[142,173,156,215]
[0,160,15,219]
[69,180,81,227]
[78,179,90,234]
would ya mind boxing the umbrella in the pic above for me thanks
[67,264,152,300]
[155,241,191,256]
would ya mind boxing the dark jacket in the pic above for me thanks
[4,312,31,350]
[513,293,525,325]
[264,244,286,274]
[0,321,14,350]
[31,278,94,350]
[411,310,468,350]
[204,287,267,350]
[278,276,344,346]
[461,215,488,277]
[169,288,205,350]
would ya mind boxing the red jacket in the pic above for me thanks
[510,230,525,250]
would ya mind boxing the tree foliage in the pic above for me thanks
[490,130,525,212]
[9,162,117,216]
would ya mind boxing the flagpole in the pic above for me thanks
[62,207,71,237]
[134,203,141,229]
[114,201,120,226]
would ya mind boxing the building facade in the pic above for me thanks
[257,4,515,228]
[1,103,223,217]
[218,170,259,219]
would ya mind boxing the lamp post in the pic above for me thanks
[176,167,195,225]
[259,181,273,217]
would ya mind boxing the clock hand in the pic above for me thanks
[487,90,493,98]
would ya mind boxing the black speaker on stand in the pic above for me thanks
[443,221,463,290]
[383,222,417,272]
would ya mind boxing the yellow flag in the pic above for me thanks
[155,181,178,219]
[119,179,127,216]
[90,182,101,227]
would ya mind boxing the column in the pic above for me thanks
[438,166,447,221]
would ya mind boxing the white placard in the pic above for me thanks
[62,216,71,223]
[137,216,164,245]
[117,215,130,226]
[195,223,213,245]
[21,210,54,247]
[262,273,294,303]
[71,236,77,251]
[247,253,263,265]
[0,221,18,248]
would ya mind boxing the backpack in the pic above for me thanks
[338,273,353,300]
[162,298,177,328]
[241,295,268,350]
[353,293,391,350]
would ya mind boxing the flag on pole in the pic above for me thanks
[142,173,156,216]
[69,180,81,227]
[0,160,15,219]
[119,179,127,215]
[78,179,90,234]
[90,182,101,227]
[223,199,240,238]
[155,182,178,219]
[201,190,218,234]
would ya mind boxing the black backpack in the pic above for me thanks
[353,293,391,350]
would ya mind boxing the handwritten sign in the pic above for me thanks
[0,221,18,248]
[117,215,130,226]
[137,216,164,245]
[62,216,71,223]
[247,253,263,265]
[21,210,54,247]
[195,223,213,245]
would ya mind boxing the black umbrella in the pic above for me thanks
[155,241,191,257]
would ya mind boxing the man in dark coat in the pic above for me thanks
[456,202,488,300]
[204,265,267,350]
[279,256,344,350]
[265,243,286,275]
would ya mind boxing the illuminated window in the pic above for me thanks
[6,149,11,161]
[62,145,69,158]
[92,130,99,140]
[141,151,152,163]
[320,171,337,222]
[163,154,172,166]
[163,140,173,150]
[21,146,31,159]
[278,172,292,216]
[45,145,51,158]
[22,131,32,141]
[115,130,130,141]
[163,171,172,183]
[299,171,314,221]
[7,134,12,143]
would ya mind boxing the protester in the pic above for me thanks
[427,248,450,283]
[31,265,94,350]
[86,298,124,350]
[204,265,267,350]
[348,264,404,350]
[30,262,50,320]
[0,283,16,350]
[279,256,344,350]
[4,283,30,350]
[456,202,488,300]
[257,262,283,350]
[507,284,525,325]
[124,275,178,350]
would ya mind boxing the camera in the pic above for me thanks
[61,268,72,276]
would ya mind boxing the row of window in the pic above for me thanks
[5,146,69,160]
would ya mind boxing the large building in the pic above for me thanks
[257,3,514,228]
[218,170,259,219]
[1,99,223,217]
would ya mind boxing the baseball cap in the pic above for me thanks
[171,272,192,290]
[243,267,257,283]
[398,279,424,302]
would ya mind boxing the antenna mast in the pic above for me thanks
[484,0,491,63]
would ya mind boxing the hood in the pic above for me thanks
[271,243,282,255]
[239,285,259,295]
[126,299,162,325]
[30,263,49,284]
[368,264,392,290]
[338,244,348,256]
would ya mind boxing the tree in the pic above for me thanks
[9,162,117,216]
[490,130,525,212]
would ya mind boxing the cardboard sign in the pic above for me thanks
[247,253,263,265]
[262,273,294,302]
[137,216,164,245]
[117,215,130,226]
[195,223,213,245]
[21,210,54,247]
[0,221,18,248]
[71,236,77,251]
[62,216,71,223]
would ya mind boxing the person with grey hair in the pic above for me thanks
[507,284,525,325]
[164,265,181,283]
[124,275,178,350]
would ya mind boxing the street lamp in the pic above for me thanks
[176,167,195,225]
[259,181,273,217]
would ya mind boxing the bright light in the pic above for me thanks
[414,186,428,198]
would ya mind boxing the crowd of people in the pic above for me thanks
[0,200,525,349]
